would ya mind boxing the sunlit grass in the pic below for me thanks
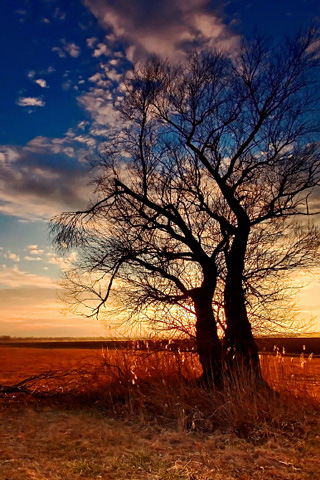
[1,344,319,438]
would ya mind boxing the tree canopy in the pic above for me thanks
[52,29,320,385]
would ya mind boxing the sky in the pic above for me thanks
[0,0,320,338]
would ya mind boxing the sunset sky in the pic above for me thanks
[1,0,320,338]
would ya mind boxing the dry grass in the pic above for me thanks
[0,346,320,479]
[1,347,319,434]
[0,404,319,480]
[260,352,320,400]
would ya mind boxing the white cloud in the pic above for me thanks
[93,43,110,57]
[17,97,45,107]
[34,79,48,88]
[88,72,110,88]
[73,135,97,147]
[78,88,119,129]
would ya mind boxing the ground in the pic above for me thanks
[0,404,319,480]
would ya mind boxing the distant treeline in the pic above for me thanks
[0,337,319,355]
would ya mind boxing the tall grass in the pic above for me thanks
[260,350,320,400]
[4,346,318,439]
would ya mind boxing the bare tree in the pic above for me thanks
[52,29,320,385]
[52,122,227,385]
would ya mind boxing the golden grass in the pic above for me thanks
[1,347,319,436]
[260,352,320,400]
[1,346,320,479]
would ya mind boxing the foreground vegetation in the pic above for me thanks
[0,347,319,479]
[1,404,319,480]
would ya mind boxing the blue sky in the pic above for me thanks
[0,0,320,337]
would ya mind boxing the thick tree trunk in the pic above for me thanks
[224,226,263,383]
[193,288,223,387]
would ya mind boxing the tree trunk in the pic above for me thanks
[224,227,263,383]
[193,287,223,387]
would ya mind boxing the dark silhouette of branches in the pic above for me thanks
[52,28,320,386]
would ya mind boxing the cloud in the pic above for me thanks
[17,97,45,107]
[52,40,81,58]
[6,252,20,262]
[0,265,56,289]
[34,79,48,88]
[87,36,98,48]
[82,0,237,60]
[28,67,55,79]
[28,245,44,255]
[0,137,92,221]
[92,43,110,57]
[47,251,78,271]
[0,146,20,163]
[63,41,81,58]
[78,88,120,131]
[52,46,67,58]
[88,72,110,88]
[53,7,67,21]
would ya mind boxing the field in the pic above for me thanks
[0,342,320,399]
[0,343,320,479]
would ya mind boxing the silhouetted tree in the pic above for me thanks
[52,29,320,385]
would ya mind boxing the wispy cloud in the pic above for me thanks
[63,41,81,58]
[0,265,56,289]
[52,40,81,58]
[52,46,67,58]
[17,97,45,107]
